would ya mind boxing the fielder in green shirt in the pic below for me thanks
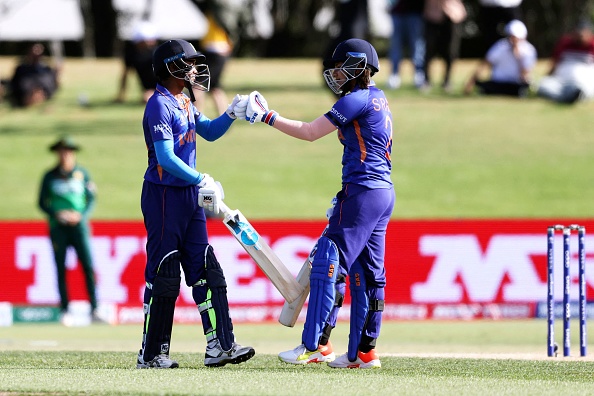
[38,135,99,321]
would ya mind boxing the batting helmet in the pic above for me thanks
[323,38,380,94]
[152,39,210,91]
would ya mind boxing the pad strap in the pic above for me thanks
[359,288,385,353]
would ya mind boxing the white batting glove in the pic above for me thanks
[226,94,247,120]
[232,95,249,120]
[198,174,224,214]
[245,90,278,125]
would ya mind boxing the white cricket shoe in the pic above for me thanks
[204,340,255,367]
[278,341,335,365]
[327,349,381,369]
[136,349,179,369]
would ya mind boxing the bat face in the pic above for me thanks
[220,205,304,304]
[225,213,261,249]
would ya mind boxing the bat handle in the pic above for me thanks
[218,200,231,217]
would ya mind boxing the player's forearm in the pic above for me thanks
[273,115,334,142]
[196,112,233,142]
[154,139,203,184]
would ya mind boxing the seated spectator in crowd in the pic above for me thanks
[537,20,594,104]
[10,43,60,107]
[114,21,159,104]
[464,20,536,97]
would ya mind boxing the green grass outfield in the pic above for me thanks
[0,57,593,220]
[1,321,593,395]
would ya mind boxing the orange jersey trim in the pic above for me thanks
[353,120,367,163]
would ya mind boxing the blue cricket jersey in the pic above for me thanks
[324,85,393,189]
[142,84,231,187]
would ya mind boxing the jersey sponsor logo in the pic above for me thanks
[153,123,172,135]
[329,107,347,124]
[179,129,196,146]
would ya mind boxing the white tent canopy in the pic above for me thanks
[115,0,207,41]
[0,0,207,42]
[0,0,84,41]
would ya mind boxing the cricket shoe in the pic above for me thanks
[327,349,381,369]
[204,341,255,367]
[278,341,336,365]
[136,350,179,369]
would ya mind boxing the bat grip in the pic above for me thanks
[218,200,231,216]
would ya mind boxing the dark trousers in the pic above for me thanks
[476,80,529,97]
[50,222,97,312]
[424,19,461,86]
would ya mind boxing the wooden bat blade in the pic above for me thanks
[279,259,311,327]
[222,207,304,304]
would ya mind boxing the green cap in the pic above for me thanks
[49,135,80,151]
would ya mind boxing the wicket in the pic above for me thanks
[546,224,587,357]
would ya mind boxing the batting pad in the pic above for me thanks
[195,245,234,351]
[302,236,339,351]
[143,251,181,361]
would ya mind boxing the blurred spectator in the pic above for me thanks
[9,43,60,108]
[322,0,369,81]
[423,0,467,92]
[464,20,536,97]
[478,0,523,54]
[387,0,426,90]
[194,0,239,115]
[537,20,594,104]
[114,21,159,104]
[38,135,100,323]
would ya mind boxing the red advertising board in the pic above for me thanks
[1,219,592,322]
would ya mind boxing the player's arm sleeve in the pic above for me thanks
[324,95,365,129]
[154,139,204,184]
[37,174,55,218]
[195,112,234,142]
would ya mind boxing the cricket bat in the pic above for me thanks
[278,258,311,327]
[219,201,304,304]
[278,224,329,327]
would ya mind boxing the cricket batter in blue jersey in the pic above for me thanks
[241,38,394,369]
[136,39,254,369]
